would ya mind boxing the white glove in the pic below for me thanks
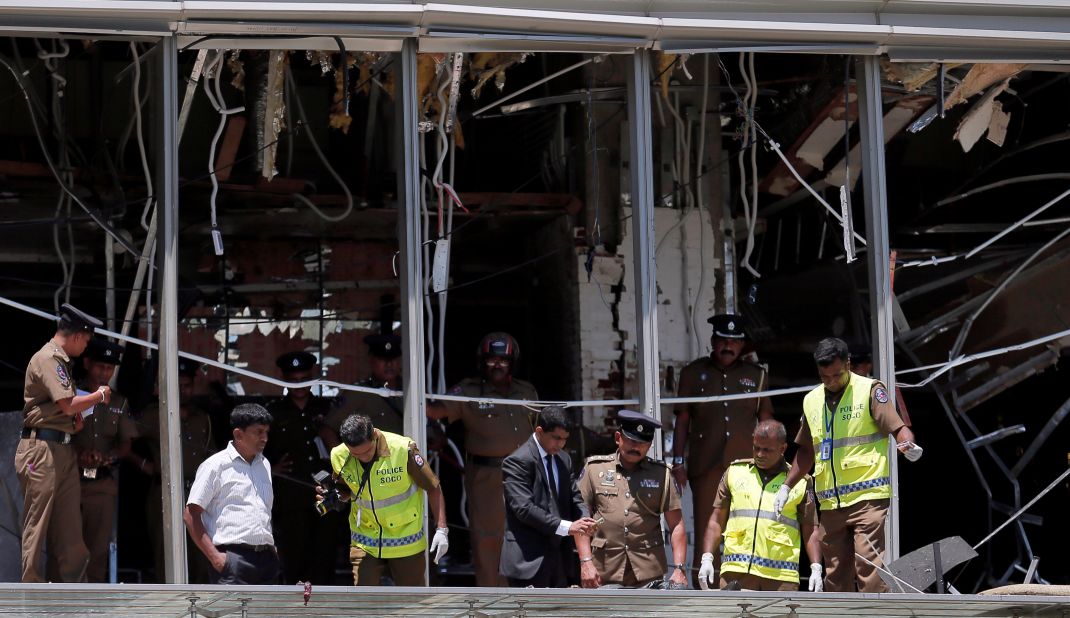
[808,563,823,592]
[698,552,716,590]
[773,484,791,515]
[430,527,449,564]
[902,442,923,462]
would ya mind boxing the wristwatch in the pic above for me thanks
[672,564,686,571]
[672,456,685,466]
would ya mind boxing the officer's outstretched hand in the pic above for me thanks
[772,484,791,515]
[698,552,716,590]
[808,563,824,592]
[430,527,449,564]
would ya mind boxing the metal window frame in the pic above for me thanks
[0,17,915,581]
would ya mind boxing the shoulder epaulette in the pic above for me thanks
[730,458,754,466]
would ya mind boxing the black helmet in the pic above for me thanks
[477,332,520,364]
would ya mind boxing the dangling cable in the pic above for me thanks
[690,54,711,355]
[738,52,761,279]
[130,42,154,233]
[203,51,244,255]
[285,66,354,222]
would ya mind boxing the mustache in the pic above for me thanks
[626,450,642,456]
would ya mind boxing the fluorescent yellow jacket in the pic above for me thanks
[802,373,890,510]
[330,431,426,558]
[721,460,807,583]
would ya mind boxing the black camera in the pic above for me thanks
[312,470,348,516]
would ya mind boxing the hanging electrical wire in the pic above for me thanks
[284,65,355,222]
[130,42,155,233]
[202,50,243,255]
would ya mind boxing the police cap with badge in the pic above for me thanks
[276,350,317,372]
[708,313,748,340]
[616,409,661,443]
[84,339,123,365]
[363,333,401,359]
[58,303,102,334]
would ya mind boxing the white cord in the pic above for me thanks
[690,55,710,355]
[130,43,154,233]
[203,51,245,235]
[285,66,354,222]
[738,52,761,278]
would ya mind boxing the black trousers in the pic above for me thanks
[507,545,569,588]
[209,545,281,585]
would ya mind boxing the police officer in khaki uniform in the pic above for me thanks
[15,304,109,582]
[265,351,344,584]
[335,333,404,435]
[427,332,538,587]
[138,358,216,582]
[672,314,773,579]
[576,410,687,588]
[72,339,137,582]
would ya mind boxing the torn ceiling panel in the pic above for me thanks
[824,94,932,188]
[944,62,1028,111]
[760,86,858,197]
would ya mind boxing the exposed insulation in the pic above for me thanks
[944,63,1028,110]
[469,52,531,99]
[328,53,356,133]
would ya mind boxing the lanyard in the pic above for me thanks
[822,400,835,439]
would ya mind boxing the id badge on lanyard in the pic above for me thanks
[820,406,834,461]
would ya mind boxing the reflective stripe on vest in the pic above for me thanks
[331,431,427,558]
[352,529,425,549]
[802,373,891,510]
[721,463,805,584]
[722,553,799,572]
[728,508,800,531]
[353,484,417,510]
[815,476,891,502]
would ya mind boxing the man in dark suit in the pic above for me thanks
[500,407,598,587]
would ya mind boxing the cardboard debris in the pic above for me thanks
[944,63,1027,110]
[987,104,1011,147]
[953,79,1010,152]
[882,59,963,92]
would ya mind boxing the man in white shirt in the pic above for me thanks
[499,406,597,587]
[183,403,279,585]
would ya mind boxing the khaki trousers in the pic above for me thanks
[719,572,798,591]
[15,438,89,582]
[819,498,889,592]
[689,465,726,575]
[465,462,508,587]
[350,546,427,586]
[80,476,118,583]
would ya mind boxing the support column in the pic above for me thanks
[156,35,186,584]
[856,55,899,561]
[396,38,426,449]
[626,50,661,430]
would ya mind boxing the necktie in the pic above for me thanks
[545,454,558,499]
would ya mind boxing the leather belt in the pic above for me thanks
[216,543,276,553]
[469,454,504,467]
[22,427,72,445]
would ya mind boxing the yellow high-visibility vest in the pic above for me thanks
[721,460,807,583]
[331,431,426,558]
[802,373,891,510]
